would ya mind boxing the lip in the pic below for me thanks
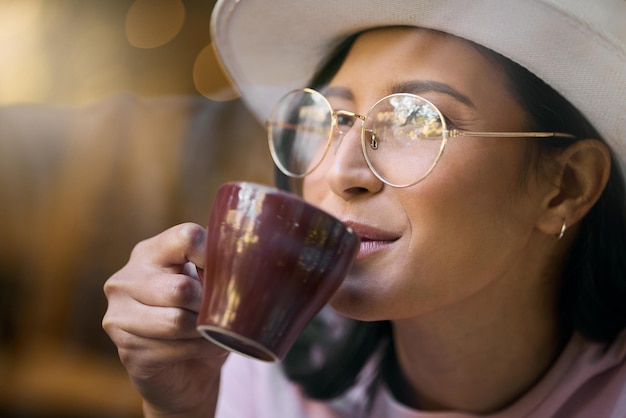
[343,220,400,260]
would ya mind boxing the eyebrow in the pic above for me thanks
[320,80,475,108]
[393,80,475,108]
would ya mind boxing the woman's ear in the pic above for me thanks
[536,139,611,237]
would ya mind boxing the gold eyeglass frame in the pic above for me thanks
[267,88,576,188]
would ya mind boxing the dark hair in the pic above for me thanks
[280,30,626,401]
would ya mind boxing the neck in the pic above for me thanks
[389,269,568,414]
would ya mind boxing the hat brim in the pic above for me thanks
[211,0,626,175]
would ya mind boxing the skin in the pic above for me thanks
[103,27,610,416]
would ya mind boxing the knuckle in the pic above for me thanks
[168,275,197,305]
[102,268,137,304]
[102,322,130,360]
[101,309,127,345]
[102,272,121,298]
[165,307,194,334]
[117,346,137,369]
[177,222,206,249]
[130,236,151,258]
[115,329,140,354]
[101,313,114,335]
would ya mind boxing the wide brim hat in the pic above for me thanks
[211,0,626,176]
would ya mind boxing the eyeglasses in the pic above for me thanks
[267,88,576,188]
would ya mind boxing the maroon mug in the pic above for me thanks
[197,182,360,362]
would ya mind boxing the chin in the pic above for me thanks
[328,284,388,322]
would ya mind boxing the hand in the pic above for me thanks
[103,223,229,417]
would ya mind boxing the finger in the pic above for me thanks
[139,271,204,312]
[133,223,207,272]
[111,328,227,378]
[104,299,204,341]
[105,265,204,310]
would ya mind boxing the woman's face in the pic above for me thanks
[303,27,553,321]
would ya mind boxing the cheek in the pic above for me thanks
[302,173,325,204]
[411,140,535,254]
[302,156,336,205]
[341,144,537,320]
[407,143,536,272]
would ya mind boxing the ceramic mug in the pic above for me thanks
[197,182,360,362]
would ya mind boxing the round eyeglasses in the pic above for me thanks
[267,88,576,188]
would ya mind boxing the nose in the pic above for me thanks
[324,121,384,198]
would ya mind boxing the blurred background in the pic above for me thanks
[0,1,272,417]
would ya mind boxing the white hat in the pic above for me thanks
[211,0,626,175]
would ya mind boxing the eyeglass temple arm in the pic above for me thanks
[447,129,576,139]
[267,121,330,135]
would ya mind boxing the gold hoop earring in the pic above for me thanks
[557,219,567,240]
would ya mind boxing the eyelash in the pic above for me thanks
[440,113,457,129]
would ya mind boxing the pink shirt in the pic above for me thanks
[216,332,626,417]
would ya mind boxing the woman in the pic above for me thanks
[102,0,626,416]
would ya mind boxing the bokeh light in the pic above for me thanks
[0,0,234,105]
[193,43,239,102]
[125,0,186,49]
